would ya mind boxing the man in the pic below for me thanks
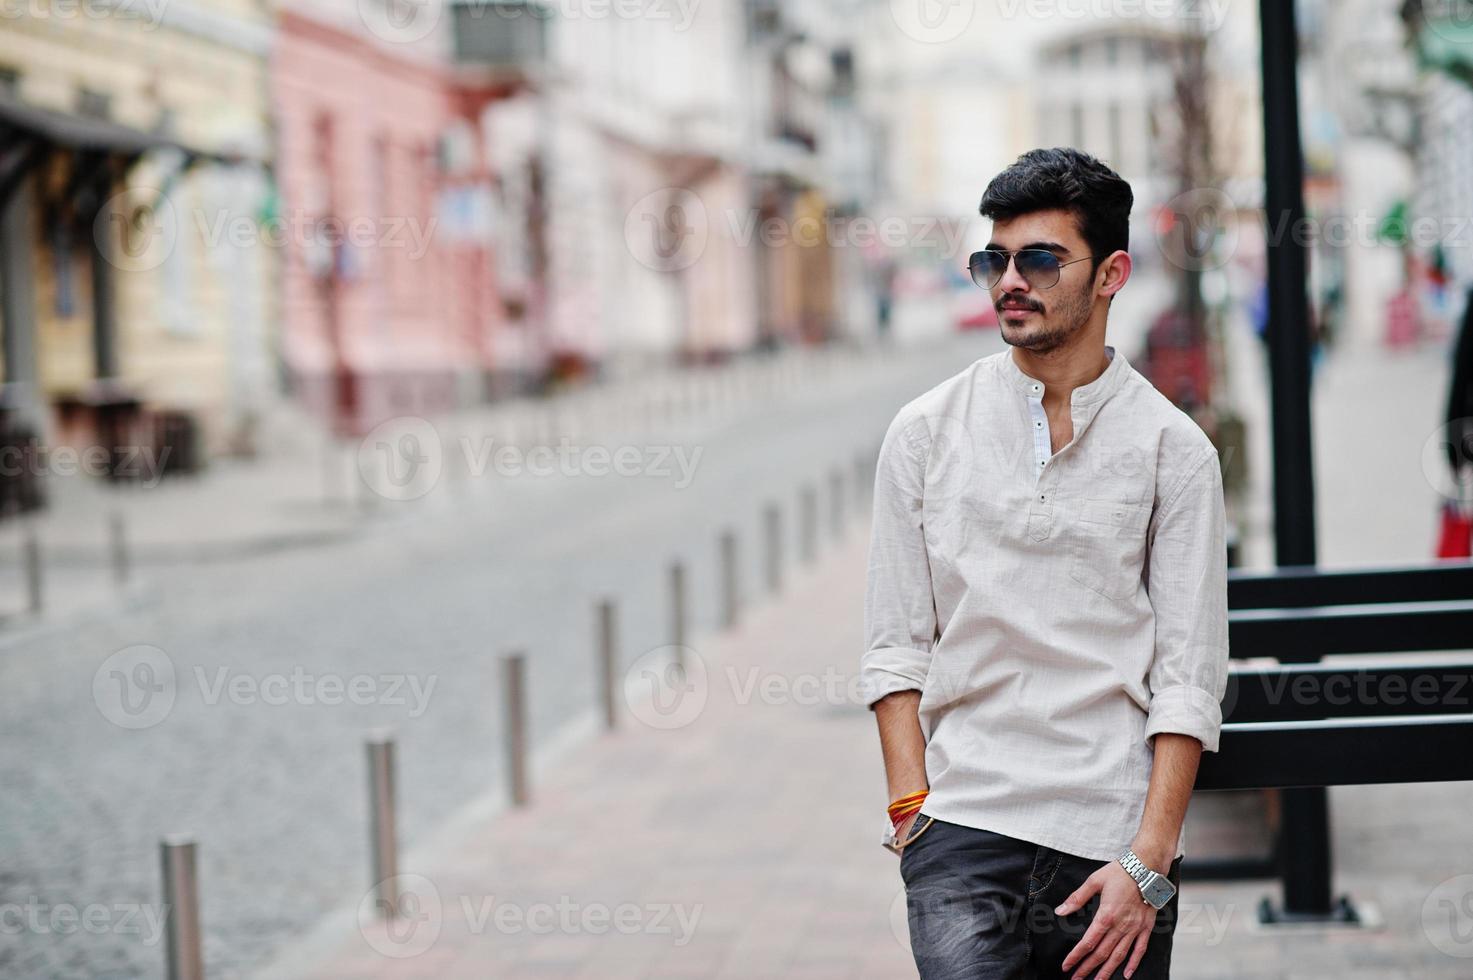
[862,148,1228,980]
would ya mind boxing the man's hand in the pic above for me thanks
[1055,861,1156,980]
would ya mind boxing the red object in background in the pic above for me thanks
[954,291,999,331]
[1436,502,1473,559]
[1140,309,1211,412]
[1385,289,1419,348]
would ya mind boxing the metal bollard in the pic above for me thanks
[366,735,398,917]
[502,653,529,807]
[719,529,739,629]
[763,502,783,595]
[161,837,203,980]
[24,523,42,614]
[110,511,129,588]
[800,485,818,565]
[829,468,845,540]
[596,598,618,730]
[669,560,688,668]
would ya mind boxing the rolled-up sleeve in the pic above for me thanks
[861,408,938,708]
[1144,448,1229,752]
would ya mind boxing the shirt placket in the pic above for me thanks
[1026,382,1054,541]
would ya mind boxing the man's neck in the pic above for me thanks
[1010,337,1111,412]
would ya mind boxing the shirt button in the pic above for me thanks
[1039,494,1046,502]
[1031,384,1041,393]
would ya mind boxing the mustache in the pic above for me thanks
[996,293,1043,313]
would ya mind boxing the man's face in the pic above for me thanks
[987,208,1097,354]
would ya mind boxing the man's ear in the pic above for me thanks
[1097,250,1132,299]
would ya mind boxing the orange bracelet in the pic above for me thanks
[888,790,929,827]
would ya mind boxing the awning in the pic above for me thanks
[0,91,236,163]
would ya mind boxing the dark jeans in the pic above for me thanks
[900,817,1182,980]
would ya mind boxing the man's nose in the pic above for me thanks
[996,255,1030,294]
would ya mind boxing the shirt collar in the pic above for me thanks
[997,344,1130,407]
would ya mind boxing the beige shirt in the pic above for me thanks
[862,346,1228,861]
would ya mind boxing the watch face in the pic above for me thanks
[1141,876,1176,910]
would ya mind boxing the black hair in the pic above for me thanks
[978,148,1133,272]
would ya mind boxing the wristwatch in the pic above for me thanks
[1117,849,1176,909]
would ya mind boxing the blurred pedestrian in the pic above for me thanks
[1436,286,1473,558]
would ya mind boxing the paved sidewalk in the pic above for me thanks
[284,526,914,980]
[270,521,1473,980]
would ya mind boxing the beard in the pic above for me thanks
[996,280,1094,354]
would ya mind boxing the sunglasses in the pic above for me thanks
[968,249,1094,290]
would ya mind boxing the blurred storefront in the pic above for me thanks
[0,1,274,489]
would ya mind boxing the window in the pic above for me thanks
[77,88,111,119]
[1108,102,1122,172]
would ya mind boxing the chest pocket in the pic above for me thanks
[1067,498,1153,602]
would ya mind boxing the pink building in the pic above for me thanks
[273,10,503,436]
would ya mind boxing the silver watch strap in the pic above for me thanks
[1118,848,1155,885]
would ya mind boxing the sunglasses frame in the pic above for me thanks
[968,248,1095,290]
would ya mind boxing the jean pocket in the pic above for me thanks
[1067,498,1152,601]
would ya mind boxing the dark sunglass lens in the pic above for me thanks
[970,251,1006,288]
[1015,250,1062,286]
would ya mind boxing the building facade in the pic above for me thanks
[0,0,275,469]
